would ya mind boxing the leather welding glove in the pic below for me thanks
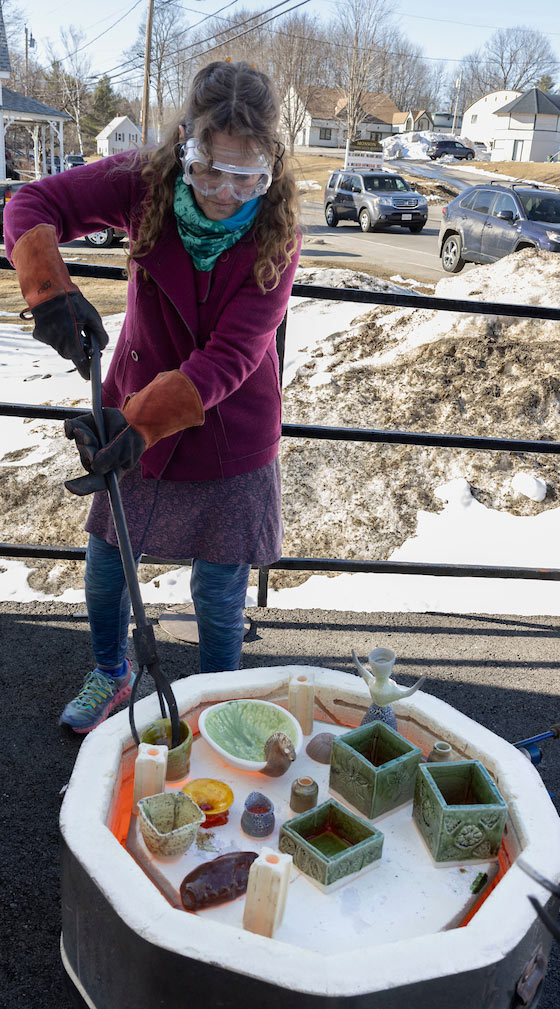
[11,223,109,380]
[64,370,205,495]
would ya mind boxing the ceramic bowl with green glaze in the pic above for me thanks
[198,699,303,771]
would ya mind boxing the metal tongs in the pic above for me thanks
[518,859,560,943]
[88,335,180,749]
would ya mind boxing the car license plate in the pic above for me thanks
[401,214,412,220]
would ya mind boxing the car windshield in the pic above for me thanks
[517,192,560,224]
[363,175,410,192]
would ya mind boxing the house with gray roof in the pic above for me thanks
[0,5,71,179]
[492,87,560,162]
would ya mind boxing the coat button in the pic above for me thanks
[145,283,155,296]
[220,251,229,262]
[131,350,139,362]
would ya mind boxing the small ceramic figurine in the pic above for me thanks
[290,776,319,813]
[180,851,258,911]
[261,731,296,777]
[352,647,425,729]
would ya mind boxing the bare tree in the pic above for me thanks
[329,0,392,142]
[266,12,328,154]
[377,30,443,113]
[124,0,190,139]
[45,28,93,154]
[456,26,559,109]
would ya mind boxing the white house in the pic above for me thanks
[461,90,522,150]
[286,87,401,148]
[393,110,434,134]
[96,116,140,157]
[492,87,560,162]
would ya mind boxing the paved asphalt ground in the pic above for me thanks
[1,600,559,1008]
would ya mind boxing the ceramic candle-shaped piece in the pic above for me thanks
[288,671,315,735]
[243,847,292,938]
[132,742,168,814]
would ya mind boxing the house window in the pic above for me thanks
[319,128,332,140]
[368,132,382,141]
[471,115,477,124]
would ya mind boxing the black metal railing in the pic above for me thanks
[1,257,560,607]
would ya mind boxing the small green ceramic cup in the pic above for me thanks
[140,718,193,781]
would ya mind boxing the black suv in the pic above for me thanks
[426,140,475,161]
[439,182,560,272]
[324,169,428,233]
[65,153,87,168]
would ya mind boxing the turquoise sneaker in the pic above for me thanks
[59,659,133,734]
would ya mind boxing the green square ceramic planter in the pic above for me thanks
[329,721,422,819]
[278,799,384,888]
[413,760,508,863]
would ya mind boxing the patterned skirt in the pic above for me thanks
[85,458,283,566]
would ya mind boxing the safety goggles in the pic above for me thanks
[180,138,272,202]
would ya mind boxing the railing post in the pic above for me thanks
[257,567,270,607]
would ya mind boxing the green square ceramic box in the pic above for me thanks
[329,721,423,819]
[413,760,508,863]
[278,799,384,888]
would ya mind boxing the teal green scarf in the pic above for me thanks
[173,176,259,271]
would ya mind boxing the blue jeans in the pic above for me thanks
[85,534,251,674]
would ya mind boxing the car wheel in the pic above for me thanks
[325,204,338,228]
[441,234,465,273]
[408,222,425,234]
[359,208,373,233]
[84,228,115,248]
[466,152,474,160]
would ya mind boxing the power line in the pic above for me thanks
[396,10,560,40]
[103,0,297,84]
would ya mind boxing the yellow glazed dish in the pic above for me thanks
[182,778,234,815]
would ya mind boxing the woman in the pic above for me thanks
[5,60,301,732]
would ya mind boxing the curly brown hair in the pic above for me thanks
[129,61,299,292]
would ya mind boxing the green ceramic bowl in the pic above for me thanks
[198,699,303,771]
[140,718,193,781]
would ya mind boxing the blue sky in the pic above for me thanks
[17,0,560,88]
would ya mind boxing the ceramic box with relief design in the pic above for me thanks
[278,798,383,889]
[329,720,422,819]
[413,760,507,863]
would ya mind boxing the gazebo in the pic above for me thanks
[0,9,71,179]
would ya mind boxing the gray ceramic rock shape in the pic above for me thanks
[279,798,383,888]
[413,760,508,863]
[329,720,422,819]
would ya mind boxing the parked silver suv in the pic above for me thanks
[324,169,428,233]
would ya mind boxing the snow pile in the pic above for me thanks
[277,252,560,608]
[382,130,476,161]
[295,179,322,191]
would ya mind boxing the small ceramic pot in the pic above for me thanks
[137,791,205,857]
[241,791,275,838]
[140,718,193,781]
[427,741,453,762]
[290,776,319,813]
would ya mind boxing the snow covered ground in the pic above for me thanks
[2,255,560,616]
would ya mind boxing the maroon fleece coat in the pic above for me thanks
[4,153,301,481]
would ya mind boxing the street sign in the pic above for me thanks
[344,139,384,171]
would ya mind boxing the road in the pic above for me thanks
[299,158,492,284]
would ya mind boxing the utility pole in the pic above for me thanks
[24,26,35,97]
[451,72,462,136]
[141,0,154,146]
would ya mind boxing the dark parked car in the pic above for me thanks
[324,169,428,233]
[426,139,475,161]
[65,153,87,168]
[438,182,560,272]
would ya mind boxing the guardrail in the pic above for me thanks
[1,257,560,607]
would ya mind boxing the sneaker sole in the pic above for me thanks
[71,681,133,735]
